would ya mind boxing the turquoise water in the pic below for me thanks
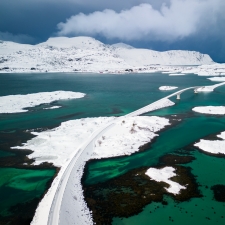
[0,168,55,217]
[0,72,225,224]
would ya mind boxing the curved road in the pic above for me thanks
[47,82,225,225]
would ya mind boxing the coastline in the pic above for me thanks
[0,63,224,77]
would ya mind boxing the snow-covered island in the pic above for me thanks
[194,82,225,92]
[169,73,186,76]
[192,106,225,115]
[0,36,220,74]
[159,86,178,91]
[13,116,170,165]
[145,167,186,195]
[208,77,225,82]
[194,131,225,155]
[12,115,171,225]
[0,91,85,113]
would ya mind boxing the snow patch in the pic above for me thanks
[192,106,225,115]
[44,106,62,110]
[159,86,178,91]
[145,167,186,195]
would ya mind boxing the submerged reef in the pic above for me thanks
[211,185,225,202]
[82,154,201,225]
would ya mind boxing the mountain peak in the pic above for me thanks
[38,36,103,49]
[111,43,134,49]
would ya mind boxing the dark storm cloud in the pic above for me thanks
[0,31,35,44]
[0,0,170,41]
[57,0,225,42]
[0,0,224,62]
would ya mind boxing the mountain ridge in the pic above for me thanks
[0,36,214,73]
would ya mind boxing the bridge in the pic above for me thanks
[173,82,225,100]
[47,81,225,225]
[126,82,225,117]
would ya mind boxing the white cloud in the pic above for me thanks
[57,0,224,42]
[0,31,35,44]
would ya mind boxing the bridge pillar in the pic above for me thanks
[176,94,180,100]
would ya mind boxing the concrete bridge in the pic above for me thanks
[47,81,225,225]
[174,86,199,100]
[126,82,225,117]
[172,82,225,100]
[125,86,201,117]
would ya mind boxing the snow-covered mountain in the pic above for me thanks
[0,36,214,73]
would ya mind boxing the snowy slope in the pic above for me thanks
[0,36,214,73]
[114,48,213,66]
[38,36,105,50]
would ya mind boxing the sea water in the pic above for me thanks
[0,72,224,223]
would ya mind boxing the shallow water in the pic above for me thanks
[112,150,225,225]
[0,72,224,223]
[0,168,55,217]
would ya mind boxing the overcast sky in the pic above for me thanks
[0,0,224,62]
